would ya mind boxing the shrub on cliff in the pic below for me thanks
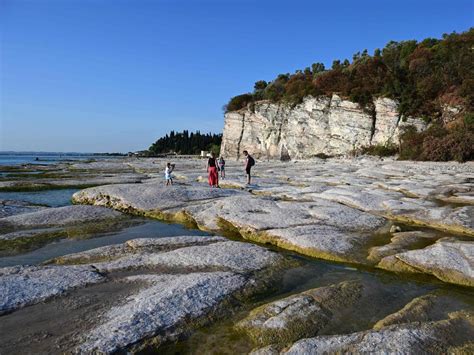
[225,28,474,119]
[224,93,254,112]
[360,143,398,157]
[399,119,474,162]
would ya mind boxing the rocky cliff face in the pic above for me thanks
[220,95,427,160]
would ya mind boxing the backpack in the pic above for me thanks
[248,155,255,167]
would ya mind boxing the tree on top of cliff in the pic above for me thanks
[224,28,474,121]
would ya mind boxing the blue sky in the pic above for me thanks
[1,0,472,153]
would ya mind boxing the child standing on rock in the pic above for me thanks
[165,162,174,186]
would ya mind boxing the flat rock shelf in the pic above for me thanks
[0,157,473,354]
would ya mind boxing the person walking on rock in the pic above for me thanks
[218,156,226,179]
[243,150,255,185]
[207,152,219,188]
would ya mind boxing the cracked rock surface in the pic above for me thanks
[72,158,473,286]
[2,157,473,354]
[0,235,286,353]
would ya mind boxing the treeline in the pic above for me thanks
[148,130,222,155]
[225,28,474,121]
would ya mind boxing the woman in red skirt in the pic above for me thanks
[207,152,219,188]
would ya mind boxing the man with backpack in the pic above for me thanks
[243,150,255,185]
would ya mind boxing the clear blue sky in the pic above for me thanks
[1,0,472,153]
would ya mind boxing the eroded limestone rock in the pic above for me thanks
[399,239,474,286]
[70,158,473,286]
[283,314,474,354]
[0,176,143,190]
[237,281,363,346]
[51,236,226,264]
[378,238,474,286]
[93,240,284,274]
[77,272,248,353]
[367,231,439,264]
[220,95,426,160]
[373,293,469,330]
[0,205,122,230]
[262,225,372,263]
[0,265,104,314]
[72,183,242,214]
[0,199,46,218]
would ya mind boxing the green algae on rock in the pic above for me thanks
[0,205,133,255]
[281,314,474,354]
[373,293,471,330]
[236,281,363,346]
[377,238,474,287]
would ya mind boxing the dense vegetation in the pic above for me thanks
[148,130,221,155]
[398,114,473,162]
[224,28,473,162]
[357,114,473,162]
[225,29,473,120]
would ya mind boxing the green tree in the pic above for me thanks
[311,62,325,77]
[254,80,268,91]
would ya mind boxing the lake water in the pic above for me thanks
[0,189,80,207]
[0,153,121,166]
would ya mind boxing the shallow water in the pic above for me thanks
[1,162,473,353]
[0,182,210,267]
[152,251,474,354]
[0,219,209,267]
[0,153,119,166]
[0,188,80,207]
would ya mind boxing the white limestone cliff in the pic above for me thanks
[220,95,427,160]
